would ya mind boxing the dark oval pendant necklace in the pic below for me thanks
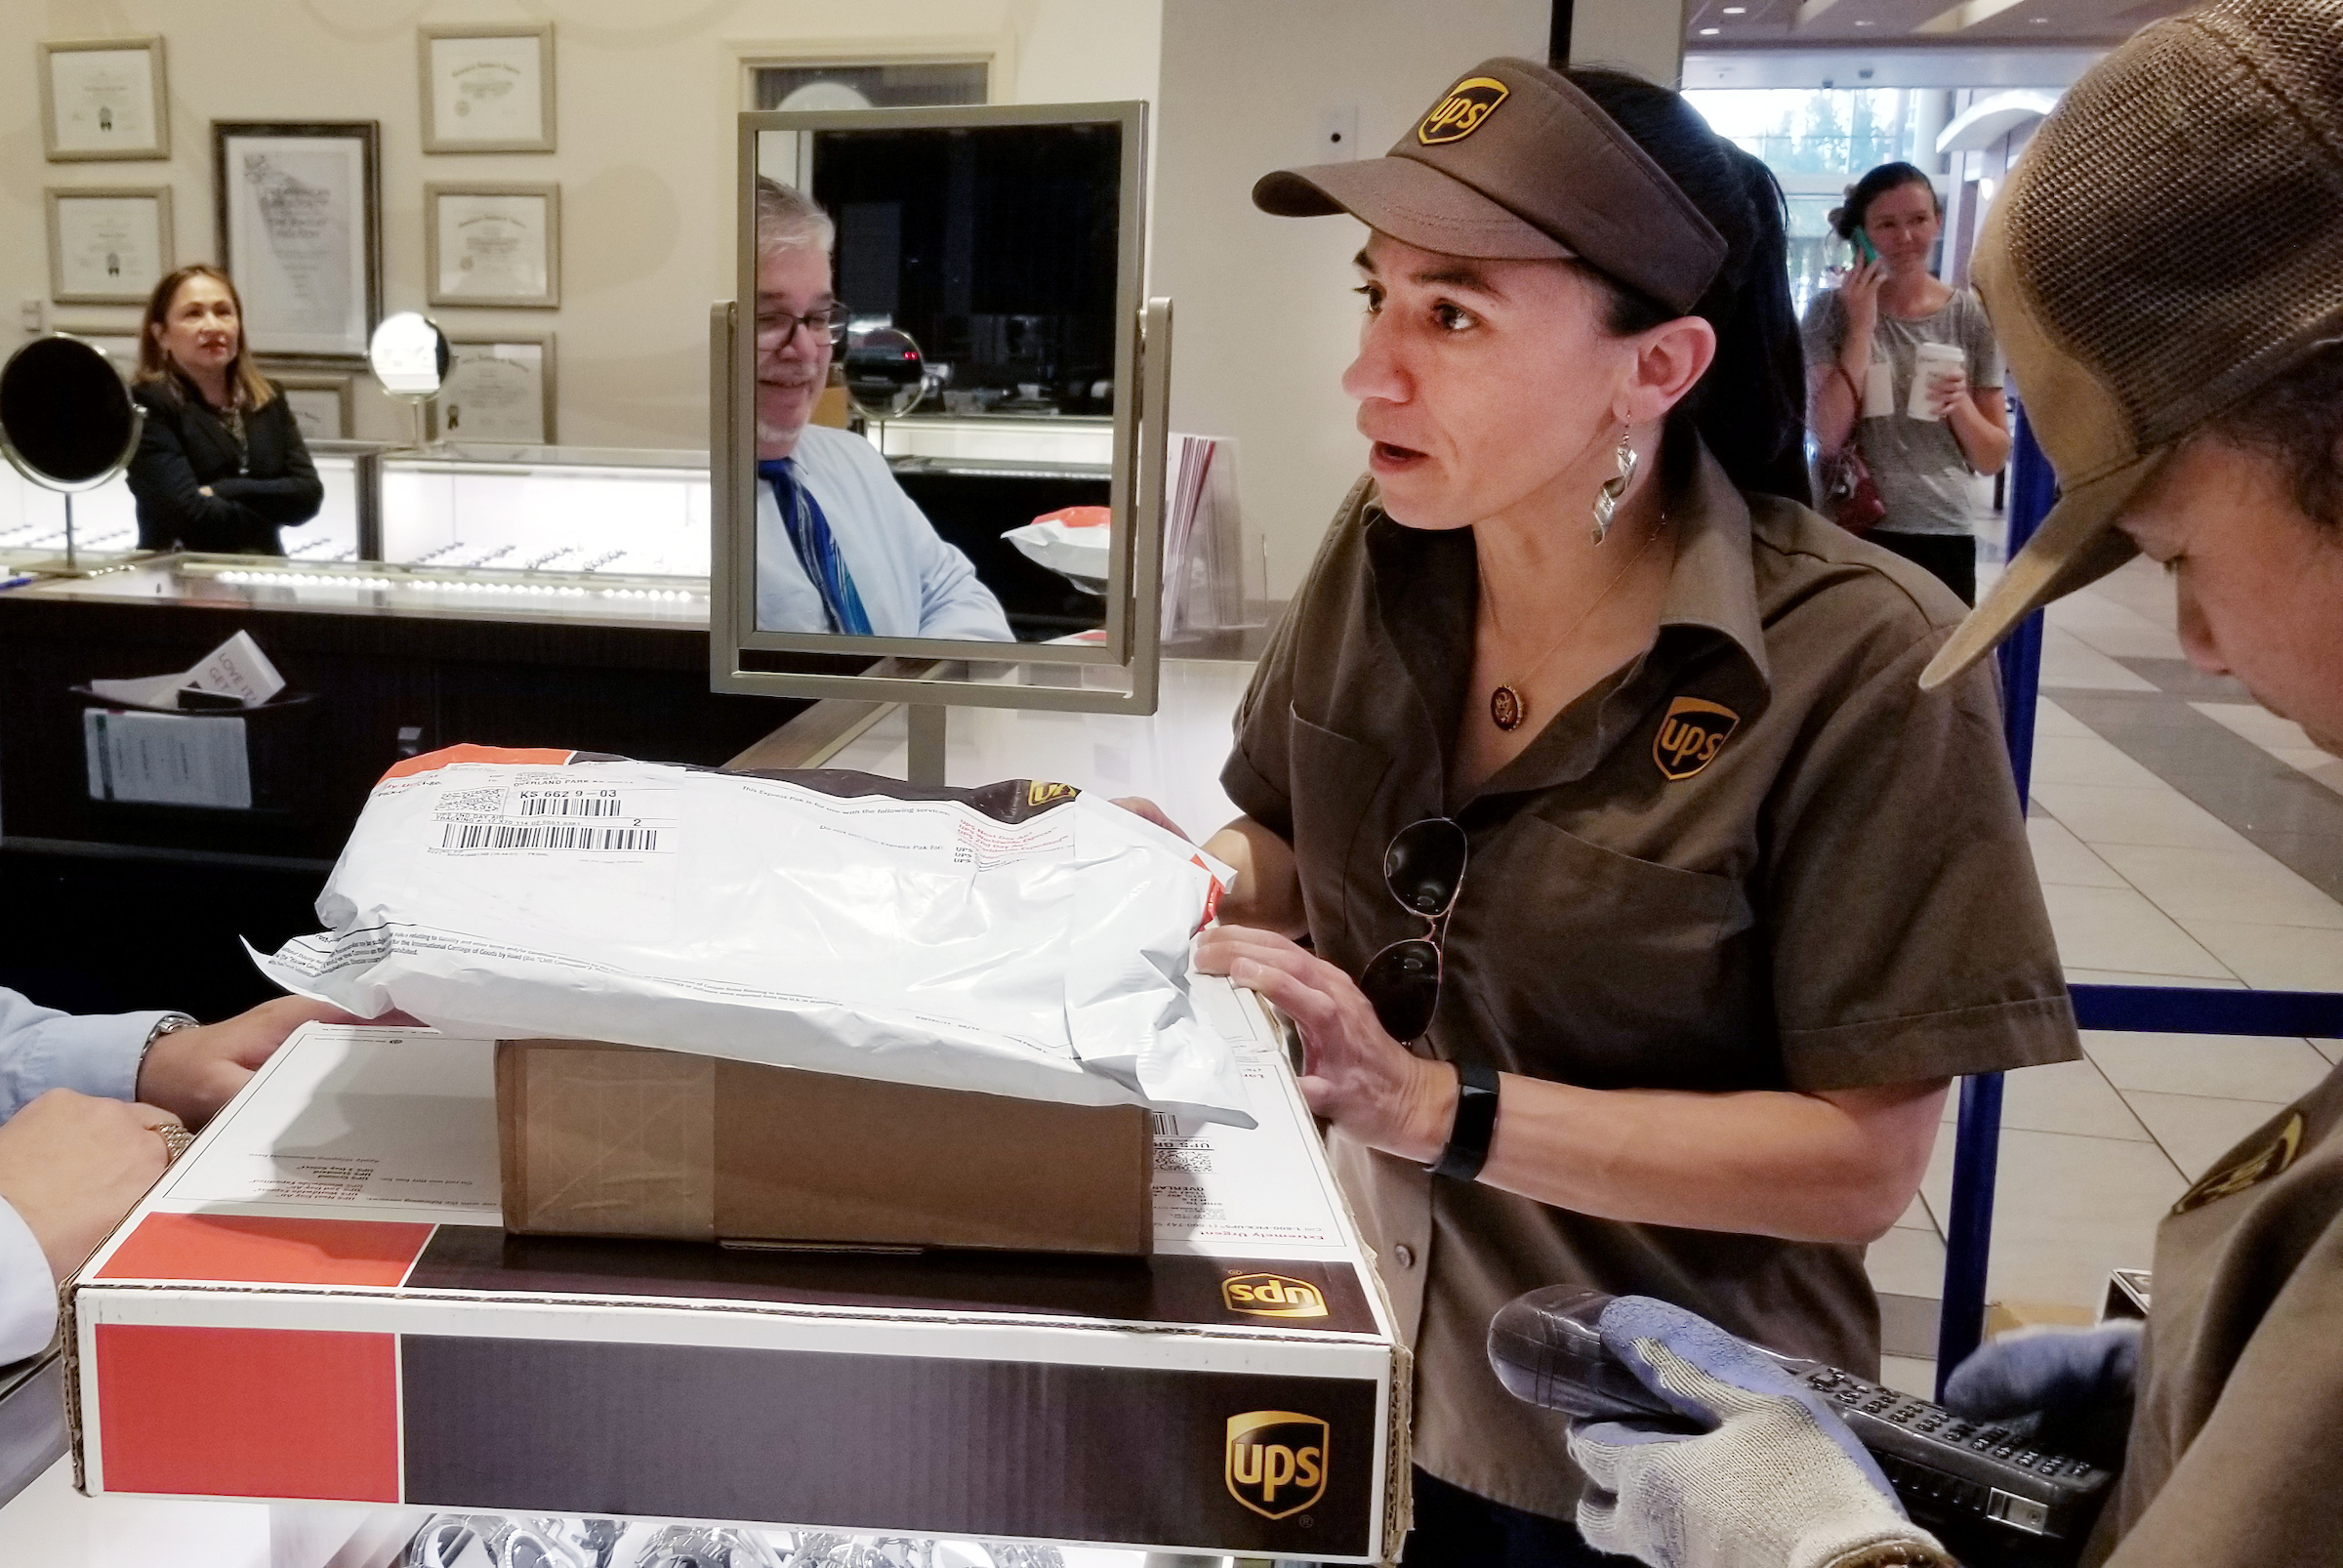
[1485,511,1669,735]
[1490,684,1528,731]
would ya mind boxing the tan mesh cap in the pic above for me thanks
[1252,59,1729,315]
[1922,0,2343,689]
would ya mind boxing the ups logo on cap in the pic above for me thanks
[1655,696,1740,780]
[1418,76,1508,145]
[1222,1272,1329,1319]
[1226,1410,1329,1519]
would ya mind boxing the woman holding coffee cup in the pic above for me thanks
[1803,162,2011,603]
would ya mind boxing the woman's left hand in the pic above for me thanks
[1926,366,1970,420]
[1195,924,1454,1161]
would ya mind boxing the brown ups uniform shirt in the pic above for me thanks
[2090,1059,2343,1567]
[1221,448,2078,1520]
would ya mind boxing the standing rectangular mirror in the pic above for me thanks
[711,101,1168,715]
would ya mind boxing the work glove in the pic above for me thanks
[1566,1296,1952,1568]
[1942,1320,2141,1470]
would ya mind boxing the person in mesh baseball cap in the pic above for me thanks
[1553,7,2343,1568]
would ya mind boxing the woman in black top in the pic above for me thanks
[127,264,322,555]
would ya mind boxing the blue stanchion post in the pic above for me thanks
[1936,406,2059,1397]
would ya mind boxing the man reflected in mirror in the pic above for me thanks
[752,178,1012,641]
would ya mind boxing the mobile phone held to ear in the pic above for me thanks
[1489,1288,2113,1567]
[1854,227,1880,266]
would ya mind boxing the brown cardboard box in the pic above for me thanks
[74,1017,1411,1560]
[495,1038,1153,1255]
[1982,1299,2099,1340]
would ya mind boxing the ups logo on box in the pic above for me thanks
[1222,1272,1328,1319]
[1417,76,1507,144]
[1226,1410,1329,1520]
[1654,696,1740,781]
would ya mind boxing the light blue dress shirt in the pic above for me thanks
[0,990,166,1363]
[754,424,1014,641]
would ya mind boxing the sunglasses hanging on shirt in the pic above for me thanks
[1359,816,1469,1043]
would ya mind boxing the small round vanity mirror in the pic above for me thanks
[368,311,450,399]
[843,327,929,420]
[0,333,141,489]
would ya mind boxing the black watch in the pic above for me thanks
[1427,1061,1500,1182]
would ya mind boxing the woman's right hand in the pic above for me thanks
[1838,258,1885,341]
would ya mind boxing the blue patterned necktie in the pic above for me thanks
[759,457,873,636]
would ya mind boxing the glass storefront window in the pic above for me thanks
[1686,88,1935,315]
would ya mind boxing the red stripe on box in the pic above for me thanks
[381,744,574,782]
[99,1214,432,1287]
[97,1325,400,1501]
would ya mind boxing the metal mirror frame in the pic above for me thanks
[711,100,1168,716]
[0,332,144,491]
[0,332,145,574]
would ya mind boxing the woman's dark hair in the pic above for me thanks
[1829,162,1941,241]
[2206,341,2343,536]
[135,264,277,410]
[1563,67,1810,506]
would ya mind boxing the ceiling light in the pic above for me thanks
[1854,18,1873,24]
[1723,5,1747,11]
[1701,25,1721,33]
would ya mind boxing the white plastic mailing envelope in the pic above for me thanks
[256,747,1253,1125]
[1003,507,1111,585]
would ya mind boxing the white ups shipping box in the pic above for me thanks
[65,989,1411,1562]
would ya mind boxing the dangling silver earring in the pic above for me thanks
[1592,430,1637,545]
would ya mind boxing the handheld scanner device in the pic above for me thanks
[1489,1288,2115,1557]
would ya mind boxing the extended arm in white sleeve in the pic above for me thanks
[0,1198,58,1364]
[0,989,165,1363]
[0,989,161,1121]
[902,482,1015,641]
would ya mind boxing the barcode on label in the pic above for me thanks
[440,822,664,851]
[519,795,624,817]
[1150,1113,1200,1138]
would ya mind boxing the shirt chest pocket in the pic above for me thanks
[1285,708,1393,964]
[1439,814,1758,1089]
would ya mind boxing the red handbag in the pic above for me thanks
[1819,365,1888,535]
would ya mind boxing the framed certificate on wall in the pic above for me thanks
[40,36,170,161]
[420,23,555,153]
[426,184,559,309]
[432,336,555,445]
[215,121,383,359]
[261,366,358,440]
[46,186,173,305]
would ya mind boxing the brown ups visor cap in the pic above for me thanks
[1921,0,2343,691]
[1252,59,1728,317]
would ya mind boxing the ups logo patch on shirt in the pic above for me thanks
[2173,1111,2305,1215]
[1655,696,1740,781]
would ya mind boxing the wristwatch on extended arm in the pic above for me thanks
[134,1012,199,1099]
[1426,1061,1500,1181]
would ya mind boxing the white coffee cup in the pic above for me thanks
[1907,342,1966,421]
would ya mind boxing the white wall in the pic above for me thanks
[1152,0,1548,598]
[1569,0,1689,84]
[4,0,1162,450]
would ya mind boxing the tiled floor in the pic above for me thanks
[1873,551,2343,1397]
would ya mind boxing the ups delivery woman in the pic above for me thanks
[1171,61,2078,1565]
[1554,7,2343,1567]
